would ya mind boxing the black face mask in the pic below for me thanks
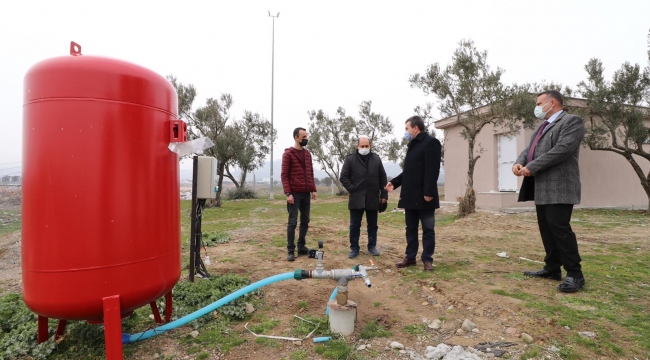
[300,139,308,147]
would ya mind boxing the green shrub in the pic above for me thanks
[202,230,232,246]
[0,322,56,360]
[0,294,37,333]
[226,188,258,200]
[170,274,262,328]
[0,293,56,360]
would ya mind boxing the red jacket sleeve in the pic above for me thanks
[281,150,291,194]
[310,157,317,193]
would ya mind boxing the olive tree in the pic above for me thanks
[577,56,650,213]
[308,100,392,194]
[167,76,275,207]
[409,40,514,216]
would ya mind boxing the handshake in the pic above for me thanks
[384,182,433,202]
[512,164,531,177]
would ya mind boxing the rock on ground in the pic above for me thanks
[424,343,485,360]
[425,343,451,359]
[461,319,476,332]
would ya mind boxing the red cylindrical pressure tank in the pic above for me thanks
[22,44,182,321]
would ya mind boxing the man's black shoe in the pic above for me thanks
[348,251,359,259]
[297,247,310,256]
[287,253,295,262]
[367,247,380,256]
[523,269,562,281]
[558,277,585,293]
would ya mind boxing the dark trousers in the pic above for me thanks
[404,209,436,263]
[287,192,310,253]
[349,209,378,252]
[536,204,583,278]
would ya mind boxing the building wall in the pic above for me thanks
[579,147,649,208]
[443,122,508,201]
[441,122,650,209]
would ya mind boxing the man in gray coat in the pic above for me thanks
[513,90,585,293]
[340,135,388,258]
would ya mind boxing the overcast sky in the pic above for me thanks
[1,0,649,175]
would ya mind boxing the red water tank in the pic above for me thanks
[22,43,182,322]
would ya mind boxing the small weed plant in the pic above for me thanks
[403,323,428,335]
[202,230,232,246]
[313,338,354,359]
[359,320,392,339]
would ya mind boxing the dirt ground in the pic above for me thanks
[0,187,22,296]
[1,189,648,360]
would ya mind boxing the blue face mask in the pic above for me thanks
[404,131,412,141]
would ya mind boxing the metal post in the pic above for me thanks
[189,156,198,282]
[189,155,209,282]
[269,11,279,200]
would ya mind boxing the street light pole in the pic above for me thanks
[268,11,279,200]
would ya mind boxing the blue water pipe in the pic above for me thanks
[122,272,295,344]
[325,287,338,316]
[124,266,361,344]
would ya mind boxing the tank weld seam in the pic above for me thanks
[26,252,178,273]
[24,97,178,118]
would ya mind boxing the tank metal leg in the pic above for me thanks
[149,301,163,324]
[55,320,68,340]
[37,315,49,343]
[164,291,173,323]
[103,295,123,360]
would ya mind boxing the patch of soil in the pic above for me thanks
[0,187,21,208]
[0,231,22,296]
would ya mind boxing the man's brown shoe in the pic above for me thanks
[423,262,434,271]
[395,257,417,268]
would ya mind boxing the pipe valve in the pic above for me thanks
[293,242,378,305]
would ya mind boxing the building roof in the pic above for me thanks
[434,97,590,130]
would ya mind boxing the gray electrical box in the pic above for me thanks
[196,156,218,199]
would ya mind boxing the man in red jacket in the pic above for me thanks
[281,127,318,261]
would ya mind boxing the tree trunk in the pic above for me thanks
[643,179,650,215]
[239,170,248,189]
[329,173,347,195]
[622,153,650,215]
[322,169,347,195]
[208,162,227,208]
[224,166,240,189]
[334,178,347,195]
[458,138,477,217]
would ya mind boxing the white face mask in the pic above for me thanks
[358,148,370,156]
[534,101,551,120]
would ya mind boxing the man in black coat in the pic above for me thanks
[340,135,388,258]
[385,116,441,271]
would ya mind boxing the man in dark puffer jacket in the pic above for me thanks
[281,127,317,261]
